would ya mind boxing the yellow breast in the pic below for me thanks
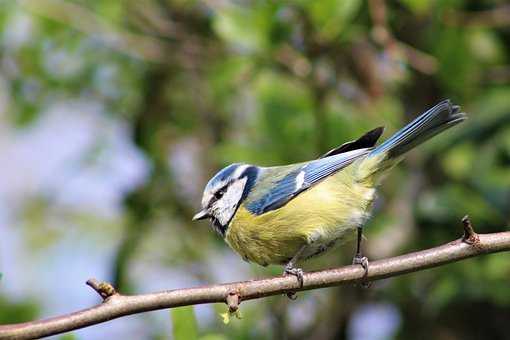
[225,166,376,266]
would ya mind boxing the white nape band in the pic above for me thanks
[233,164,249,179]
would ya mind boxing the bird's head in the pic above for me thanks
[193,163,259,236]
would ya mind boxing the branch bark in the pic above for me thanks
[1,218,509,340]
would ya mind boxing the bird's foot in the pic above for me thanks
[284,265,304,300]
[284,265,304,288]
[352,254,370,288]
[286,291,298,300]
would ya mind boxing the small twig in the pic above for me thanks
[461,215,480,246]
[226,292,240,313]
[86,279,117,300]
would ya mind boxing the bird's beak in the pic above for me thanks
[192,209,210,221]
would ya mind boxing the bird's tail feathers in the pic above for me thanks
[356,100,467,183]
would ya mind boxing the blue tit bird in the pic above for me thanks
[193,100,466,285]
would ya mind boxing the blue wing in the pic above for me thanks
[245,148,371,215]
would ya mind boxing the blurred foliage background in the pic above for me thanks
[0,0,509,339]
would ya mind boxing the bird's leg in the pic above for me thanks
[284,245,307,288]
[352,226,369,285]
[283,245,308,300]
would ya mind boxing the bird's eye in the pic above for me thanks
[215,188,226,199]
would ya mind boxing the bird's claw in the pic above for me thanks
[352,254,369,270]
[352,255,371,288]
[284,266,304,288]
[284,266,304,300]
[286,291,298,300]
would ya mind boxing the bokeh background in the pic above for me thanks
[1,0,509,339]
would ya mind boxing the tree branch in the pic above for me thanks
[1,217,509,340]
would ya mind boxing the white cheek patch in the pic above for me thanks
[214,176,247,226]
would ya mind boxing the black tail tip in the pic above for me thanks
[444,99,468,123]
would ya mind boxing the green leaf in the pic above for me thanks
[441,143,476,180]
[399,0,433,15]
[58,333,77,340]
[213,4,275,52]
[0,296,40,324]
[199,335,229,340]
[171,306,199,340]
[468,28,505,63]
[306,0,362,42]
[434,27,476,96]
[253,71,315,162]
